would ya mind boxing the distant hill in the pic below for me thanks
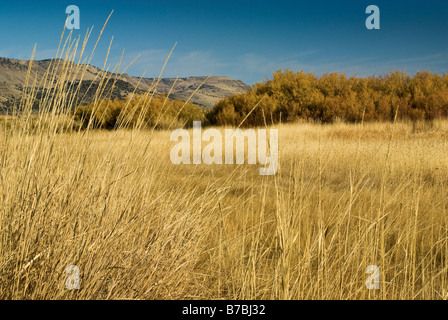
[0,57,250,112]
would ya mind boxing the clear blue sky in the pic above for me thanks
[0,0,446,85]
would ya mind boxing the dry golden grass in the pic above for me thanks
[1,16,448,300]
[1,120,448,299]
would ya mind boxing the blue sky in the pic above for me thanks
[0,0,446,84]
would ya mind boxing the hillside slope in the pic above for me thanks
[0,57,250,111]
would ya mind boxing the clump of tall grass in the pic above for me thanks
[0,13,210,299]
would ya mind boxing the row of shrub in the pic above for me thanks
[74,70,448,130]
[206,70,448,127]
[74,93,205,130]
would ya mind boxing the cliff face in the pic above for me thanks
[0,57,251,111]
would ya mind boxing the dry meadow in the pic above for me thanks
[1,118,448,299]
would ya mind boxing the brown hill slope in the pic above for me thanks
[0,57,250,111]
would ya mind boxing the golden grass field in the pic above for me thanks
[1,19,448,300]
[1,118,448,299]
